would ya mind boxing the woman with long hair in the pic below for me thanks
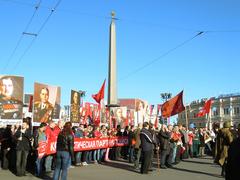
[53,122,75,180]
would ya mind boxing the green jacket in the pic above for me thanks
[133,128,141,149]
[215,128,233,166]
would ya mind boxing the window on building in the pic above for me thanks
[234,107,240,115]
[224,107,229,115]
[193,113,196,118]
[212,107,218,116]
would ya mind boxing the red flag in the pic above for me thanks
[157,104,161,115]
[28,95,33,112]
[154,104,161,128]
[92,79,106,104]
[161,91,185,118]
[150,105,154,117]
[125,110,130,127]
[196,98,213,117]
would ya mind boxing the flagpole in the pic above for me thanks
[206,110,212,130]
[99,103,102,126]
[209,108,212,130]
[185,105,189,130]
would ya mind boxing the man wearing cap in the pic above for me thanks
[215,121,233,177]
[34,87,54,123]
[0,76,23,119]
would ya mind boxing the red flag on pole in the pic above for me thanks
[125,110,130,127]
[28,95,33,112]
[154,104,161,128]
[92,79,106,104]
[150,105,154,117]
[196,98,213,117]
[157,104,161,115]
[161,91,185,118]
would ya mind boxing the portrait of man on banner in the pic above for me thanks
[134,99,148,126]
[113,106,127,128]
[33,82,60,124]
[0,75,23,120]
[70,90,80,123]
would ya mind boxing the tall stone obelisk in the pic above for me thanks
[107,11,118,107]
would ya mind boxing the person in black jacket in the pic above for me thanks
[53,122,75,180]
[225,124,240,180]
[14,119,32,176]
[140,122,154,174]
[158,124,171,169]
[148,123,158,170]
[1,125,12,170]
[115,125,123,160]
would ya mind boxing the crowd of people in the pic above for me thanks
[0,118,240,179]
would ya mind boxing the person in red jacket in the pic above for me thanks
[44,121,56,174]
[53,120,65,137]
[93,125,102,163]
[188,128,195,158]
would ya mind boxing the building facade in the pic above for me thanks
[178,93,240,128]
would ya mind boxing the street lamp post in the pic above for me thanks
[160,93,172,102]
[79,90,86,98]
[160,93,172,125]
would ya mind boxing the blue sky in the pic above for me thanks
[0,0,240,106]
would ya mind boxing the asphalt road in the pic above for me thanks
[0,156,223,180]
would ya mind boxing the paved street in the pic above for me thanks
[0,156,223,180]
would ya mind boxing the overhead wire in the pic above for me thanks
[2,0,240,33]
[10,0,62,72]
[119,31,204,82]
[2,0,240,77]
[1,0,42,74]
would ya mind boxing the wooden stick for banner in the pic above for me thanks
[157,147,160,170]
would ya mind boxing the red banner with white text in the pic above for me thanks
[38,136,128,158]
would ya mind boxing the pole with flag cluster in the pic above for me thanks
[196,98,213,129]
[185,104,190,130]
[92,79,106,126]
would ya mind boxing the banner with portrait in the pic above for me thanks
[134,99,149,127]
[70,90,80,125]
[79,102,99,125]
[0,75,23,125]
[127,109,135,126]
[33,82,61,126]
[112,106,127,128]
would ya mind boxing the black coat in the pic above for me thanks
[56,132,75,161]
[1,127,12,149]
[226,137,240,180]
[15,128,32,151]
[158,130,171,150]
[140,128,153,152]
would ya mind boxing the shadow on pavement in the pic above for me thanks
[101,160,141,174]
[171,166,223,178]
[182,159,215,165]
[196,156,213,160]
